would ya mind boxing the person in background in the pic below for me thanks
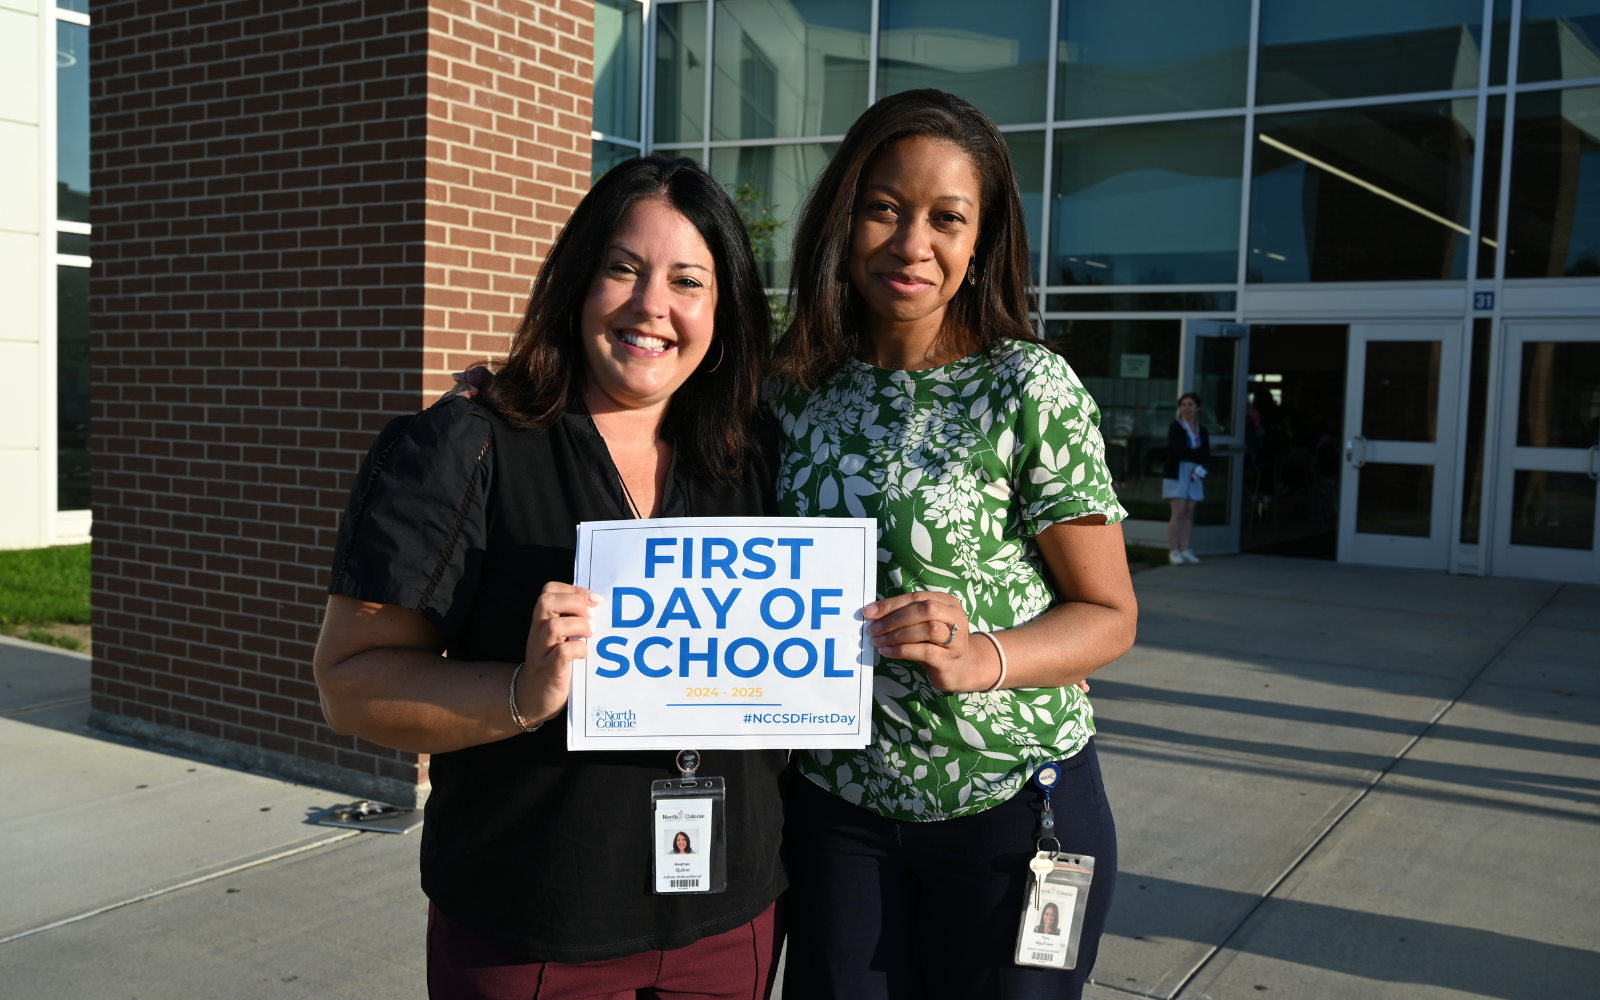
[312,154,787,1000]
[1163,392,1209,565]
[767,88,1138,1000]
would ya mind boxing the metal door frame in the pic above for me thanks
[1179,320,1248,554]
[1490,320,1600,584]
[1338,322,1464,570]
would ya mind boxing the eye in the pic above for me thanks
[864,200,896,215]
[673,276,704,289]
[607,261,637,277]
[934,211,966,225]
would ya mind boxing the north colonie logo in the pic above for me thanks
[593,707,638,730]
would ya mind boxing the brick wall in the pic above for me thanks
[423,0,592,393]
[90,0,594,805]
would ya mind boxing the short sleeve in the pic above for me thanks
[1006,345,1127,535]
[328,394,494,638]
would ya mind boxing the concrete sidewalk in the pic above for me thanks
[0,557,1595,999]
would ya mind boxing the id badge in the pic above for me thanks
[1014,851,1095,970]
[650,751,727,895]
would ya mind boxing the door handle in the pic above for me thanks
[1346,435,1368,469]
[1589,445,1599,481]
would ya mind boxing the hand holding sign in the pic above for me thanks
[513,582,602,729]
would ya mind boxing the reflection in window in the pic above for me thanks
[1490,0,1513,85]
[1002,131,1045,282]
[1045,292,1237,312]
[877,0,1050,125]
[1478,96,1505,279]
[1510,471,1596,548]
[1517,341,1600,448]
[655,2,707,143]
[1362,340,1441,442]
[58,20,89,223]
[1505,87,1600,277]
[1044,320,1180,522]
[1257,0,1483,105]
[1356,463,1434,537]
[712,0,870,141]
[1249,101,1477,283]
[1049,119,1243,286]
[595,0,643,141]
[711,143,836,288]
[1519,0,1600,83]
[1055,0,1250,120]
[58,266,90,511]
[592,140,639,183]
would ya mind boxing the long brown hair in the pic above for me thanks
[771,89,1040,390]
[480,154,770,482]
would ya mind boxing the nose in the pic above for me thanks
[631,269,671,318]
[888,215,933,265]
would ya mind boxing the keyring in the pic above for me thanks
[940,621,959,646]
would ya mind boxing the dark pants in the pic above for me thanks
[781,738,1117,1000]
[427,901,783,1000]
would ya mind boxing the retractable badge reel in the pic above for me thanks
[1014,762,1096,970]
[649,750,727,895]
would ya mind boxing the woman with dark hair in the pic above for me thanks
[313,154,786,999]
[1163,392,1209,565]
[768,89,1138,999]
[673,831,693,855]
[1034,903,1062,936]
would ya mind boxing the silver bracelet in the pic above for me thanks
[974,631,1008,692]
[509,661,542,733]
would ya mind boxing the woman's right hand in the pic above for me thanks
[517,582,600,726]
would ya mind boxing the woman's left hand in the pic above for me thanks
[863,592,999,693]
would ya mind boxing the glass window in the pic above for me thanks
[877,0,1051,126]
[595,0,643,141]
[592,140,639,183]
[1045,292,1237,312]
[1055,0,1250,120]
[1520,0,1600,83]
[1356,463,1435,536]
[58,266,90,511]
[1478,96,1505,280]
[711,1,870,141]
[1459,319,1492,544]
[1517,341,1600,448]
[1044,320,1181,522]
[1510,471,1596,548]
[1505,86,1600,277]
[711,142,836,288]
[1490,0,1513,86]
[1049,119,1243,287]
[655,2,708,144]
[1003,131,1045,282]
[1257,0,1484,105]
[1361,340,1441,442]
[57,0,89,12]
[1249,100,1478,283]
[57,20,89,223]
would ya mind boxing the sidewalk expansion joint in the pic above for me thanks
[1167,583,1567,999]
[0,830,363,948]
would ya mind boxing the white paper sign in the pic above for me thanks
[569,517,877,750]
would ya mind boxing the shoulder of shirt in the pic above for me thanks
[987,339,1084,390]
[371,390,498,464]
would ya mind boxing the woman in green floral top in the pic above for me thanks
[769,91,1138,1000]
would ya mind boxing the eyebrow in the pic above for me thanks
[861,184,973,207]
[606,244,713,271]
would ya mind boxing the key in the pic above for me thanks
[1029,851,1055,911]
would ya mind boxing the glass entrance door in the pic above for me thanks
[1492,324,1600,584]
[1180,320,1248,554]
[1338,323,1462,569]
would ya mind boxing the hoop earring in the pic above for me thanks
[705,340,725,373]
[966,259,977,286]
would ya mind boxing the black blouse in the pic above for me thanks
[327,391,788,963]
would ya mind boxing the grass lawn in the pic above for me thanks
[0,544,90,651]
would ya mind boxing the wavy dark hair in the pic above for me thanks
[771,89,1040,390]
[481,154,770,482]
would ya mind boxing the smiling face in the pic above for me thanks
[1041,904,1058,932]
[581,197,719,412]
[674,832,689,853]
[1179,396,1200,422]
[847,135,983,343]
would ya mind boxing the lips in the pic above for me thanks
[876,272,935,296]
[614,329,675,355]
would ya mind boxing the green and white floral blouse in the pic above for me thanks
[764,339,1127,821]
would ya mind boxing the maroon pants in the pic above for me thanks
[426,901,783,1000]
